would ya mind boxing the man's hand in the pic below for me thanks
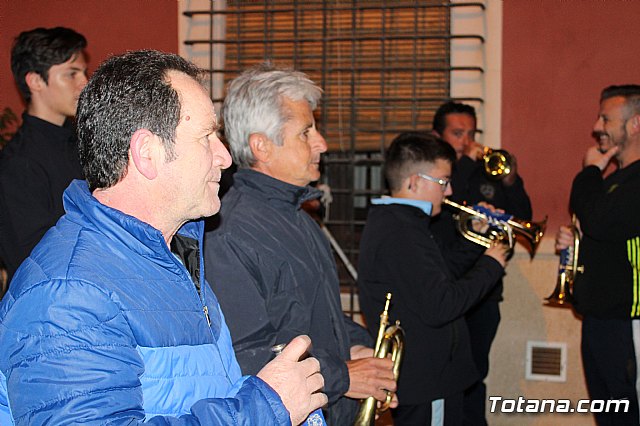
[485,242,510,268]
[345,351,397,403]
[463,140,484,161]
[350,345,373,360]
[584,145,619,170]
[470,201,504,234]
[501,152,518,187]
[555,225,577,252]
[257,335,328,425]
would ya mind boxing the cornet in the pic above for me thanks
[482,146,513,180]
[545,214,583,306]
[443,198,547,258]
[353,293,404,426]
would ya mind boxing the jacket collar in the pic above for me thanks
[233,168,322,209]
[63,180,202,261]
[371,196,433,215]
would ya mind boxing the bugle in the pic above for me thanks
[545,214,583,306]
[443,198,547,258]
[482,146,513,180]
[353,293,404,426]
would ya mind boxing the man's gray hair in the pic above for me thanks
[222,63,322,168]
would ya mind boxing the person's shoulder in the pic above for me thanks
[0,122,54,176]
[217,187,277,227]
[364,204,427,239]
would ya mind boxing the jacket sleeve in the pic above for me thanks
[452,156,533,219]
[360,222,504,328]
[343,314,374,347]
[502,175,533,220]
[205,232,349,403]
[0,281,290,426]
[439,229,486,279]
[570,165,640,241]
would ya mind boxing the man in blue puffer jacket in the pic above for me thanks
[0,50,327,425]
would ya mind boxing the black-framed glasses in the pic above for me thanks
[417,173,450,192]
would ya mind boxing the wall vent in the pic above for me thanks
[525,341,567,382]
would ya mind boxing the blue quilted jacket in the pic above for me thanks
[0,180,290,425]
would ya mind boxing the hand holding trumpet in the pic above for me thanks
[469,201,511,267]
[464,141,520,184]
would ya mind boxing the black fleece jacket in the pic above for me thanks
[570,161,640,319]
[357,203,504,405]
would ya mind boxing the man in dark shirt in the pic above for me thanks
[0,27,88,281]
[204,63,396,424]
[556,84,640,425]
[431,101,532,425]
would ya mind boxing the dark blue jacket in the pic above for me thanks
[205,169,372,425]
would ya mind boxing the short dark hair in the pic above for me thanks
[601,85,640,117]
[11,27,87,103]
[432,101,476,135]
[77,50,202,191]
[384,132,456,192]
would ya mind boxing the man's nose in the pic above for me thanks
[444,183,453,196]
[212,137,232,168]
[593,118,604,133]
[315,133,328,153]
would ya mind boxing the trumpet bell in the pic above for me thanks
[545,272,574,307]
[544,214,583,307]
[353,293,404,426]
[483,147,512,180]
[511,216,547,259]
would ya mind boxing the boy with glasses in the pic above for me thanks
[357,131,509,425]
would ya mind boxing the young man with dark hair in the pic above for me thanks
[357,131,509,425]
[0,27,88,281]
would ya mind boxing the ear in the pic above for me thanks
[129,129,161,180]
[249,133,273,164]
[406,174,418,192]
[25,71,46,94]
[631,114,640,133]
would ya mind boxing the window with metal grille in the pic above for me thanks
[182,0,484,317]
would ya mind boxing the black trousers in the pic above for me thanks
[392,393,463,426]
[582,316,640,425]
[462,299,501,426]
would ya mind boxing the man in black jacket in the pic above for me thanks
[358,132,508,425]
[204,63,396,425]
[556,85,640,425]
[431,101,532,425]
[0,27,87,282]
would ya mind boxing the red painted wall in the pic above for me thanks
[502,1,640,234]
[0,0,178,117]
[3,1,639,235]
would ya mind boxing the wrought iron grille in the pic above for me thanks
[183,0,485,317]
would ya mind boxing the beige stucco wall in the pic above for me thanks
[487,239,593,425]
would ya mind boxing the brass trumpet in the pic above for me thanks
[482,146,513,180]
[353,293,404,426]
[546,214,583,306]
[443,198,547,258]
